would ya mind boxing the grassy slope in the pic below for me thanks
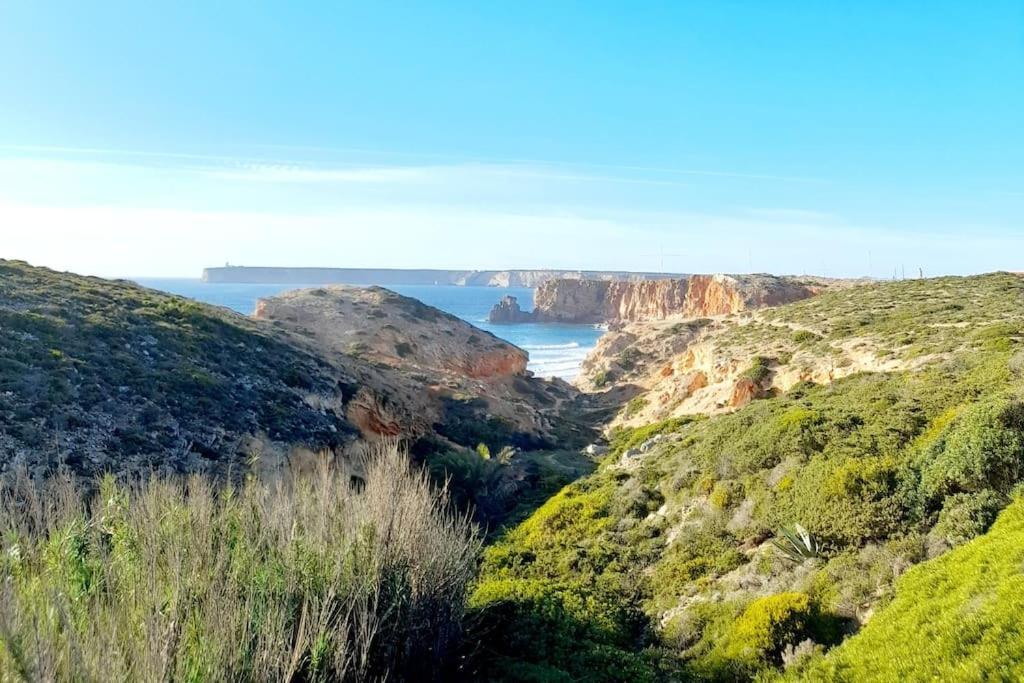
[468,273,1024,681]
[798,497,1024,682]
[0,260,359,474]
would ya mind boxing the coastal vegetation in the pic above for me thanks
[0,445,480,681]
[0,260,354,474]
[3,264,1024,680]
[797,496,1024,681]
[465,273,1024,680]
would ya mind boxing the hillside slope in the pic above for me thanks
[796,496,1024,681]
[582,274,1022,423]
[0,261,592,482]
[0,261,355,476]
[466,273,1024,681]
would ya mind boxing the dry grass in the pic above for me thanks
[0,443,480,682]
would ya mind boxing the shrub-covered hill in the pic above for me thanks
[0,261,588,482]
[582,272,1024,425]
[792,495,1024,681]
[465,273,1024,681]
[0,260,359,475]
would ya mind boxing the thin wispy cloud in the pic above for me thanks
[0,144,822,188]
[1,144,1018,278]
[208,163,433,184]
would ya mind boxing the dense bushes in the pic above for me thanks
[918,398,1024,501]
[649,525,743,610]
[724,593,816,666]
[467,479,664,680]
[933,490,1004,546]
[0,445,480,682]
[473,341,1024,680]
[799,498,1024,681]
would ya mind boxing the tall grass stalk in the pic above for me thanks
[0,443,481,681]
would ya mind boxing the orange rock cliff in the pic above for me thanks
[526,274,819,324]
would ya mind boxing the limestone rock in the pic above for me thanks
[257,286,528,379]
[256,285,596,449]
[531,274,819,324]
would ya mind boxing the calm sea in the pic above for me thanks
[132,279,602,380]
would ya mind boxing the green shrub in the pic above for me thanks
[650,527,744,610]
[724,593,816,666]
[709,480,743,510]
[793,330,821,344]
[607,417,696,459]
[800,499,1024,681]
[933,490,1004,546]
[470,479,661,681]
[740,356,773,384]
[919,398,1024,502]
[623,396,649,419]
[770,454,908,547]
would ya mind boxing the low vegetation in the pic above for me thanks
[797,496,1024,681]
[5,268,1024,680]
[0,260,355,475]
[0,445,480,682]
[468,274,1024,681]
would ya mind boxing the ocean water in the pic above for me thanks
[132,279,602,380]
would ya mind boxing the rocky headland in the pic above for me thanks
[254,285,596,453]
[489,273,820,324]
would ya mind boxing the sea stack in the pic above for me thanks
[488,295,535,323]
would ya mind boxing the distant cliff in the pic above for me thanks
[203,266,679,287]
[519,274,820,324]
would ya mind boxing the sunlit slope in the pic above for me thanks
[797,497,1024,681]
[467,273,1024,681]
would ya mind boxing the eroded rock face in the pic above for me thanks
[256,285,596,450]
[531,274,818,324]
[729,378,764,408]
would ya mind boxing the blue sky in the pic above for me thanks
[0,1,1021,277]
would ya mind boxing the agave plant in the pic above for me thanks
[772,523,824,563]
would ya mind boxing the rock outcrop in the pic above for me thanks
[530,274,819,324]
[729,377,765,409]
[257,286,528,379]
[256,285,596,450]
[488,295,535,324]
[574,276,948,426]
